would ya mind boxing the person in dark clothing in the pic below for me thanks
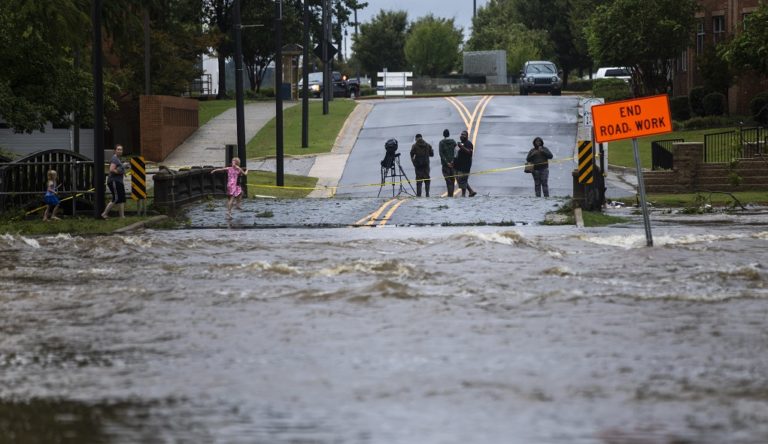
[526,136,554,197]
[438,129,457,197]
[410,133,434,197]
[454,130,476,197]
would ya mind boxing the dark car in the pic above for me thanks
[519,61,562,96]
[298,71,350,98]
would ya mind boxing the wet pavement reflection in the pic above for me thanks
[2,213,768,443]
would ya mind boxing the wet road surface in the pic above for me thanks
[2,213,768,443]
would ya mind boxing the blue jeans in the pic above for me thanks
[532,168,549,197]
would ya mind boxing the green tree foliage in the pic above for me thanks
[586,0,697,96]
[352,10,409,82]
[720,3,768,77]
[0,1,92,133]
[404,15,462,77]
[696,44,734,96]
[467,1,552,75]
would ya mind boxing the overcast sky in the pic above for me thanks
[343,0,490,57]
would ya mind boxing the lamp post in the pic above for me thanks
[275,0,284,186]
[233,0,247,175]
[302,0,309,148]
[91,0,105,218]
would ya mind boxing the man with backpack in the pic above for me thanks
[410,133,434,197]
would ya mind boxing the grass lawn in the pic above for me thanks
[247,100,357,159]
[617,191,768,207]
[607,128,728,169]
[245,170,318,198]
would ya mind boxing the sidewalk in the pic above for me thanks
[162,102,297,168]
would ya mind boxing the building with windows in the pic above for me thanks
[672,0,767,115]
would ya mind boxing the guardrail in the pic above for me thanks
[704,126,765,163]
[152,166,231,211]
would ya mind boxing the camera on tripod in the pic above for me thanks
[381,138,399,169]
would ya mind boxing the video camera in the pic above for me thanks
[381,138,399,169]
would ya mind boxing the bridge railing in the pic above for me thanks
[153,167,230,211]
[0,149,98,215]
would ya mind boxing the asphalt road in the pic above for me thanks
[337,95,581,198]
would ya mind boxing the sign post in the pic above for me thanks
[591,94,673,247]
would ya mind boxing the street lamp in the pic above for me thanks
[276,0,284,186]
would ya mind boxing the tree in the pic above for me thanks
[352,10,409,82]
[586,0,697,96]
[720,3,768,78]
[467,1,552,75]
[203,0,234,98]
[0,1,93,133]
[404,15,462,77]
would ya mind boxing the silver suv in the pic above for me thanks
[519,61,562,96]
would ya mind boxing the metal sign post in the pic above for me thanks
[632,138,653,246]
[591,94,672,247]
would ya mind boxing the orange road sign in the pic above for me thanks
[591,94,672,143]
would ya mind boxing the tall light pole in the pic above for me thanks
[91,0,105,218]
[473,0,477,18]
[275,0,284,186]
[233,0,247,176]
[301,0,309,148]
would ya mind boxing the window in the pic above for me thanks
[696,20,705,55]
[679,49,688,72]
[713,15,725,44]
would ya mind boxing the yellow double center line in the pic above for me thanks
[353,198,407,227]
[353,95,494,226]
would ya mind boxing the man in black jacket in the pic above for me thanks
[410,134,434,197]
[454,130,477,197]
[526,137,554,197]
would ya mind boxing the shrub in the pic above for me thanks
[749,92,768,124]
[689,86,712,116]
[669,95,691,121]
[359,85,377,97]
[564,79,593,92]
[676,116,732,130]
[592,78,632,102]
[702,92,726,116]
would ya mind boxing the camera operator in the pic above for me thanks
[410,133,434,197]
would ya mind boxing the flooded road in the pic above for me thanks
[2,219,768,443]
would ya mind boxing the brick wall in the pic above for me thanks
[645,141,768,192]
[140,96,199,162]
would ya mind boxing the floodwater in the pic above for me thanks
[1,219,768,443]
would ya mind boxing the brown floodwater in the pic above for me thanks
[1,221,767,443]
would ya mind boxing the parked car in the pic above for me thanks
[298,71,350,98]
[594,67,632,83]
[519,61,562,96]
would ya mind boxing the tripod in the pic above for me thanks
[378,153,416,197]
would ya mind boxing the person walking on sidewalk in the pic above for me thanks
[410,133,434,197]
[102,144,126,219]
[438,129,457,197]
[526,137,554,197]
[454,130,477,197]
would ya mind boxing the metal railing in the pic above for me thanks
[704,126,765,163]
[651,138,683,170]
[0,149,98,215]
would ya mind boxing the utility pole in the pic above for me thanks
[473,0,477,18]
[233,0,247,173]
[275,0,284,186]
[301,0,309,148]
[91,0,105,218]
[322,0,330,115]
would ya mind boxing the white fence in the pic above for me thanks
[377,71,413,96]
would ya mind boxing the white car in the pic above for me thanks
[594,67,632,83]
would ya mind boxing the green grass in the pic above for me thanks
[616,191,768,208]
[582,210,629,226]
[0,216,150,236]
[246,170,318,198]
[247,100,357,159]
[607,127,730,169]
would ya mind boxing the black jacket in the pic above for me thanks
[526,146,553,170]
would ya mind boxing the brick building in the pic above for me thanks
[672,0,768,115]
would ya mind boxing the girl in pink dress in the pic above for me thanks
[211,157,248,218]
